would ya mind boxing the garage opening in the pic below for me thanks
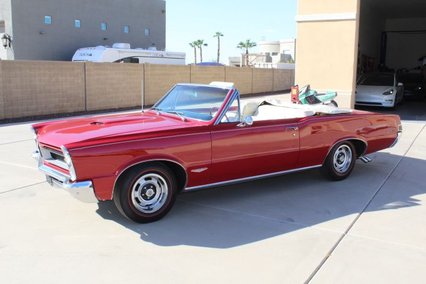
[357,0,426,119]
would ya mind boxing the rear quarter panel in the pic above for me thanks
[297,112,400,168]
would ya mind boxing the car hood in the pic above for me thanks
[356,85,393,94]
[34,111,207,149]
[356,85,394,101]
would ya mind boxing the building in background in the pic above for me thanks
[229,39,296,69]
[0,0,165,61]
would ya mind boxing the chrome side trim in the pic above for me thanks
[191,167,208,173]
[184,165,322,191]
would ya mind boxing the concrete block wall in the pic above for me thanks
[273,69,294,92]
[252,68,274,94]
[0,61,294,120]
[190,65,226,84]
[225,67,253,95]
[85,63,144,111]
[1,61,85,119]
[144,64,191,106]
[0,62,4,120]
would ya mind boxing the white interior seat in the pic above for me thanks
[253,105,315,121]
[242,102,259,119]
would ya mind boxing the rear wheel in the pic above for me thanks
[114,163,177,223]
[321,141,356,181]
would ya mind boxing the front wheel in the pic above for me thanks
[113,163,177,223]
[321,141,356,181]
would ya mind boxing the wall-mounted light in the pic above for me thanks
[1,33,12,48]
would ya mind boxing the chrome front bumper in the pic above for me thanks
[34,151,98,203]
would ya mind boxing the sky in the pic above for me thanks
[165,0,297,64]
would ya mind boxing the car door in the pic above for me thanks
[210,97,300,183]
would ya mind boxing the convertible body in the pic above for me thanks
[32,82,401,222]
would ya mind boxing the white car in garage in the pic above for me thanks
[355,72,404,108]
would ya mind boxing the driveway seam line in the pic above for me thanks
[0,161,39,170]
[0,181,46,195]
[305,124,426,284]
[0,139,33,146]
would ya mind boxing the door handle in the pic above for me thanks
[287,126,298,131]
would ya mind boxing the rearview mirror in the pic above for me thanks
[237,116,253,127]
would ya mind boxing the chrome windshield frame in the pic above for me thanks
[213,89,241,126]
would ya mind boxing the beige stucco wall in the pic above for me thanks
[1,61,85,118]
[85,63,144,111]
[225,67,253,95]
[144,64,191,106]
[296,0,360,108]
[298,0,358,15]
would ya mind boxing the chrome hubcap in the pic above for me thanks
[131,173,168,214]
[333,145,352,173]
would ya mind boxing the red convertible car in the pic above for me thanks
[32,82,402,223]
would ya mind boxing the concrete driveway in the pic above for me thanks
[0,106,425,283]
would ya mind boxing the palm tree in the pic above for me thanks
[189,41,198,64]
[237,39,257,67]
[213,32,224,63]
[195,39,208,63]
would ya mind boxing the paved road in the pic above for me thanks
[0,102,425,283]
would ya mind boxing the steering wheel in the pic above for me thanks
[299,85,310,96]
[210,107,219,117]
[222,114,230,123]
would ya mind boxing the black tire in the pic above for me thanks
[113,163,177,223]
[321,141,356,181]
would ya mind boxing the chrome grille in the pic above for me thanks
[40,146,69,170]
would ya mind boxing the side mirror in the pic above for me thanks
[237,116,253,127]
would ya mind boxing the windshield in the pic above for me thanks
[152,85,230,121]
[359,73,394,86]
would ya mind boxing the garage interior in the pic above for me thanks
[358,0,426,118]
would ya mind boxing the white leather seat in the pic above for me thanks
[253,105,315,121]
[242,102,259,119]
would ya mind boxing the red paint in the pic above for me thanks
[33,88,401,201]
